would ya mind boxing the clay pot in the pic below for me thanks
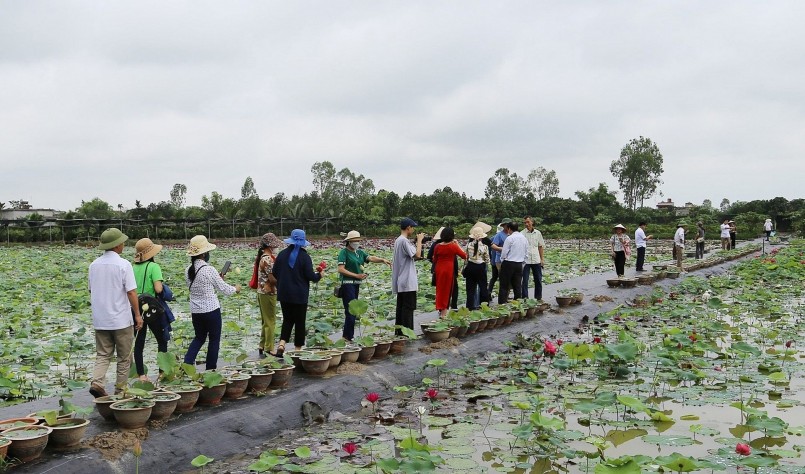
[606,278,621,288]
[0,418,38,431]
[93,395,132,421]
[389,338,408,354]
[423,329,451,343]
[340,347,361,363]
[571,294,584,304]
[1,425,52,462]
[467,320,480,334]
[357,345,377,363]
[525,307,537,318]
[448,325,460,338]
[268,365,294,388]
[46,418,90,449]
[325,350,343,368]
[287,350,314,372]
[666,271,680,279]
[148,392,181,421]
[0,436,10,461]
[637,275,655,285]
[300,356,332,376]
[224,375,251,399]
[245,370,275,392]
[619,278,638,288]
[373,341,392,359]
[475,319,489,332]
[555,296,573,307]
[456,325,469,338]
[197,383,227,406]
[110,400,155,429]
[172,385,202,413]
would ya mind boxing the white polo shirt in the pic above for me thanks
[635,227,647,248]
[501,231,528,263]
[89,251,137,330]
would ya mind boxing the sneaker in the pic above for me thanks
[89,384,108,398]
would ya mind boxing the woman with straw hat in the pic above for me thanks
[183,235,240,370]
[337,230,391,342]
[609,224,630,278]
[464,226,491,310]
[254,233,283,357]
[132,238,168,381]
[272,229,324,355]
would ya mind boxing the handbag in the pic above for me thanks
[248,261,259,289]
[137,262,165,323]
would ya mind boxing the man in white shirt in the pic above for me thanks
[521,216,545,300]
[634,222,653,272]
[494,221,528,304]
[674,222,687,270]
[88,228,143,398]
[391,218,424,335]
[720,220,731,250]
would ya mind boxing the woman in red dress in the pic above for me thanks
[432,227,467,318]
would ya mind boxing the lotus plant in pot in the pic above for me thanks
[37,393,93,449]
[422,320,451,343]
[264,355,295,389]
[224,372,252,399]
[196,371,227,406]
[1,425,53,463]
[390,325,417,354]
[156,352,202,413]
[110,381,156,429]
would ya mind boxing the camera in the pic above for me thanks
[421,235,433,244]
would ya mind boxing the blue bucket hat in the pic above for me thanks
[284,229,310,247]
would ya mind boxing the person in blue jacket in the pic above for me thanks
[272,229,324,356]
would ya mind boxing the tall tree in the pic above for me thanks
[76,197,114,219]
[610,136,664,210]
[170,183,187,209]
[484,168,523,201]
[719,198,731,212]
[241,177,258,200]
[525,167,560,200]
[574,183,620,216]
[702,199,712,208]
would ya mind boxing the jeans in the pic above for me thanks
[279,302,308,348]
[695,241,705,259]
[635,246,646,271]
[341,284,360,341]
[521,263,543,300]
[395,291,417,335]
[464,262,489,310]
[133,316,168,376]
[184,308,222,370]
[498,261,523,304]
[92,327,134,390]
[257,292,277,352]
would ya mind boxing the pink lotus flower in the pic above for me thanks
[365,392,379,403]
[735,443,751,456]
[543,340,557,357]
[343,442,358,455]
[425,388,438,400]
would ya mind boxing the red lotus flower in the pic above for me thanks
[735,443,751,456]
[543,340,557,357]
[365,392,379,403]
[689,333,697,342]
[786,340,793,348]
[343,442,358,455]
[593,336,602,344]
[425,388,438,400]
[556,339,564,346]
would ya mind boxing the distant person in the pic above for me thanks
[720,220,732,250]
[255,233,282,357]
[609,224,629,278]
[337,230,390,342]
[432,227,467,318]
[634,222,653,271]
[273,229,324,354]
[764,218,773,240]
[184,235,240,370]
[521,216,545,300]
[695,222,705,259]
[729,220,737,250]
[88,228,142,398]
[391,218,425,335]
[132,238,168,381]
[674,222,687,269]
[495,221,527,303]
[488,220,510,297]
[464,226,491,310]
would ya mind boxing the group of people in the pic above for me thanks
[87,217,550,395]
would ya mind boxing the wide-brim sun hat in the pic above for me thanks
[472,221,492,233]
[259,232,283,249]
[284,229,311,247]
[469,226,488,239]
[187,235,217,256]
[98,228,128,250]
[433,226,445,241]
[343,230,362,242]
[134,238,163,262]
[613,224,626,230]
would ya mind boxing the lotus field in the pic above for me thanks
[2,239,805,472]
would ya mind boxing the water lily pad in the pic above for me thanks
[641,435,695,446]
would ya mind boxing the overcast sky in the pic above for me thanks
[2,1,803,212]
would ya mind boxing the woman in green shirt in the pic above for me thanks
[338,231,390,341]
[132,238,167,381]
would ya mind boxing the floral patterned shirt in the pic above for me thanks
[257,254,276,295]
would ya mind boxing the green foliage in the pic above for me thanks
[610,136,664,210]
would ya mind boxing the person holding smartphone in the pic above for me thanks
[183,235,240,370]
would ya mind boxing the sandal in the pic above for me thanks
[275,343,285,358]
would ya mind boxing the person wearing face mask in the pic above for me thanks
[337,230,391,342]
